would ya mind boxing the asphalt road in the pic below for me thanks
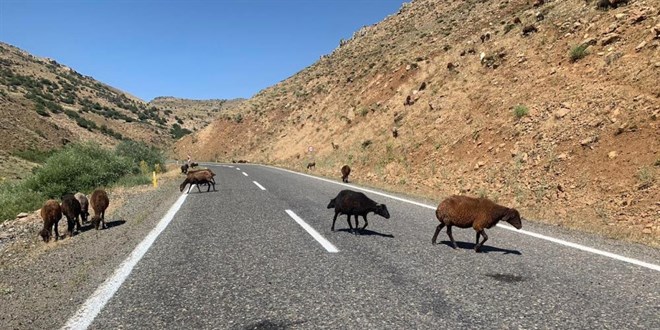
[80,164,659,329]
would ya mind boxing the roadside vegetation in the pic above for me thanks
[0,141,165,223]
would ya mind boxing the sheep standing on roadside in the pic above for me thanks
[181,163,189,174]
[61,193,82,237]
[90,189,110,230]
[341,165,351,183]
[39,199,62,242]
[327,189,390,233]
[179,169,216,193]
[432,195,522,252]
[74,192,89,224]
[307,162,316,170]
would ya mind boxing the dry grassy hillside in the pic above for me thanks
[175,0,659,246]
[0,42,228,179]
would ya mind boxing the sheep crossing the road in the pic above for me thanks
[327,189,390,233]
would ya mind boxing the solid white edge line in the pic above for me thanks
[260,164,660,272]
[62,192,189,330]
[242,172,248,176]
[253,181,266,190]
[285,209,338,253]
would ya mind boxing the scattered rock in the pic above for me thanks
[17,213,28,219]
[555,108,570,119]
[580,136,598,146]
[536,12,545,21]
[522,25,538,36]
[642,228,652,234]
[608,151,618,159]
[635,41,647,52]
[600,33,621,46]
[557,153,568,160]
[614,13,626,20]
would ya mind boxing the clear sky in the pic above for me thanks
[0,0,407,101]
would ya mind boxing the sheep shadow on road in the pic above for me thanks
[78,219,126,233]
[336,228,395,238]
[438,240,521,255]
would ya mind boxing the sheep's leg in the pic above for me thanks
[331,212,339,231]
[206,182,211,192]
[212,181,217,191]
[53,222,59,241]
[196,184,203,193]
[361,215,368,230]
[475,230,488,252]
[66,216,75,237]
[101,211,107,229]
[75,215,82,232]
[431,223,445,244]
[446,226,458,249]
[354,215,361,235]
[346,215,354,232]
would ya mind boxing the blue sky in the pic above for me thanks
[0,0,406,101]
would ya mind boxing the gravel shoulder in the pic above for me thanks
[0,174,183,330]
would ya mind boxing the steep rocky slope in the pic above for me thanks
[174,0,659,246]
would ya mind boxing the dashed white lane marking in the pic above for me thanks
[62,192,189,329]
[253,181,266,190]
[242,172,248,177]
[285,210,339,253]
[236,168,241,171]
[262,164,660,272]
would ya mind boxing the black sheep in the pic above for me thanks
[327,189,390,233]
[181,163,189,174]
[61,193,82,237]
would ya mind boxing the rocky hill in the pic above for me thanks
[0,42,232,179]
[174,0,659,246]
[149,97,245,134]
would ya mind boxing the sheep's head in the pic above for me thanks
[179,181,188,192]
[327,198,336,209]
[504,208,522,229]
[376,204,390,219]
[39,228,50,242]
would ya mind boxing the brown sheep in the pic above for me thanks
[74,192,89,224]
[90,189,110,230]
[341,165,351,183]
[40,200,62,242]
[327,190,390,233]
[61,193,82,237]
[432,195,522,252]
[179,169,216,193]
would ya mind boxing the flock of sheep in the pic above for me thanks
[37,161,523,251]
[39,189,109,242]
[179,163,523,252]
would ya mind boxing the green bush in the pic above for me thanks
[115,140,165,172]
[24,142,136,198]
[0,182,45,223]
[513,105,529,118]
[570,44,589,62]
